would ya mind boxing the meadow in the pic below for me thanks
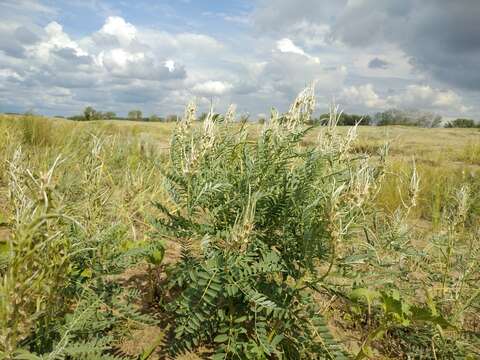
[0,91,479,359]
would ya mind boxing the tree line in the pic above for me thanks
[67,106,180,122]
[311,109,479,128]
[66,106,479,128]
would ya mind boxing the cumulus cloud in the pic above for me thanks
[114,55,185,80]
[29,21,88,62]
[276,38,306,56]
[391,85,469,113]
[261,52,345,99]
[330,0,480,91]
[276,38,319,63]
[98,16,137,47]
[192,81,233,96]
[0,0,478,119]
[341,83,468,114]
[341,84,386,108]
[251,0,479,116]
[0,13,195,115]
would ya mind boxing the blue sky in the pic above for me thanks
[1,0,479,120]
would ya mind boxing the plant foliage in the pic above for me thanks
[155,89,382,358]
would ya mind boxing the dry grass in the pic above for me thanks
[2,114,478,233]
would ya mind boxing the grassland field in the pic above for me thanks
[0,113,479,359]
[4,115,478,224]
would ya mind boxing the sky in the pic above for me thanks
[1,0,479,119]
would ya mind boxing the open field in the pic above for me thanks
[0,108,479,359]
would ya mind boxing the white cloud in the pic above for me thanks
[0,15,192,115]
[276,38,305,56]
[29,21,88,62]
[96,48,185,81]
[99,48,144,69]
[192,80,233,96]
[1,3,477,119]
[392,85,469,113]
[98,16,137,47]
[341,83,469,113]
[276,38,319,63]
[164,59,176,72]
[341,84,386,108]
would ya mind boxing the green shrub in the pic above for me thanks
[155,90,382,358]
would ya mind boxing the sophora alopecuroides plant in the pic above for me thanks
[154,87,383,359]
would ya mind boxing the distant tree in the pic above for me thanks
[375,109,409,126]
[258,117,266,124]
[445,118,477,128]
[362,115,372,126]
[149,114,161,122]
[310,113,370,126]
[431,115,443,128]
[414,112,442,128]
[83,106,97,121]
[374,109,441,127]
[338,113,372,126]
[314,113,330,125]
[68,115,84,121]
[103,111,117,120]
[166,114,179,122]
[128,110,143,121]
